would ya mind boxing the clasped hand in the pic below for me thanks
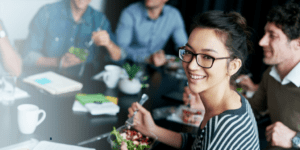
[92,30,112,47]
[266,121,297,148]
[60,52,83,68]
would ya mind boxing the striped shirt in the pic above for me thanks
[180,94,260,150]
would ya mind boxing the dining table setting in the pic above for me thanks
[0,56,201,150]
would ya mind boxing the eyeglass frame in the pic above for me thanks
[178,46,232,69]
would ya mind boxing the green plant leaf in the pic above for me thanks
[122,63,141,80]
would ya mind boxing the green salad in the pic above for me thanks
[110,127,151,150]
[68,46,89,61]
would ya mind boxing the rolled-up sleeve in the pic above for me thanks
[180,132,196,150]
[23,5,49,66]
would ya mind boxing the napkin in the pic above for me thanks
[72,94,119,115]
[15,87,30,99]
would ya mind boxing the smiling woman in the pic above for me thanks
[123,11,260,150]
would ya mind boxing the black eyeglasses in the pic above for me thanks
[178,47,231,68]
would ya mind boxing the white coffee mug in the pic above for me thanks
[98,65,122,89]
[18,104,46,134]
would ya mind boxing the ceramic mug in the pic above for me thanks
[98,65,122,88]
[17,104,46,134]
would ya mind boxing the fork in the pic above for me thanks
[125,94,149,127]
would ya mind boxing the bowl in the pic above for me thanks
[107,125,157,150]
[165,55,182,70]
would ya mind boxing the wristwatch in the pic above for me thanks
[292,132,300,148]
[0,30,6,38]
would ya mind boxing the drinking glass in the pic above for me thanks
[0,75,17,104]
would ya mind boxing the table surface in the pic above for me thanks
[0,62,197,150]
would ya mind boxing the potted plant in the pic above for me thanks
[118,63,142,95]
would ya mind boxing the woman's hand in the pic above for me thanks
[128,102,157,138]
[182,86,205,110]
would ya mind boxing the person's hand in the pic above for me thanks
[265,121,297,148]
[182,86,205,110]
[128,102,157,138]
[120,141,128,150]
[60,52,82,68]
[237,75,259,91]
[92,30,111,47]
[152,50,166,67]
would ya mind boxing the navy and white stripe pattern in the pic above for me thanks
[182,96,260,150]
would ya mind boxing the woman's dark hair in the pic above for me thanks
[191,11,252,78]
[267,1,300,41]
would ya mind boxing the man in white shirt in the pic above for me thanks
[238,2,300,149]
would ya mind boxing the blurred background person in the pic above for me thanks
[0,20,22,77]
[22,0,126,73]
[239,1,300,149]
[115,0,188,67]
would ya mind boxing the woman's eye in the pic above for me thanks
[203,55,213,60]
[185,50,192,54]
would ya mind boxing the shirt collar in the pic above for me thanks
[269,62,300,87]
[61,0,92,26]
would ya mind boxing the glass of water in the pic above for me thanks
[0,75,17,104]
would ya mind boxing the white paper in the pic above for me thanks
[72,101,120,115]
[33,141,95,150]
[14,87,30,99]
[0,139,39,150]
[85,102,120,116]
[72,100,88,112]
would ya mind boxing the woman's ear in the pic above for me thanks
[228,58,242,76]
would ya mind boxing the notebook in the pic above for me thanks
[23,71,83,95]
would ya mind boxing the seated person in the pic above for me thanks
[238,2,300,149]
[121,11,260,150]
[0,20,22,76]
[23,0,126,70]
[116,0,188,67]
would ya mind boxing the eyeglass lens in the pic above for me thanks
[179,49,213,68]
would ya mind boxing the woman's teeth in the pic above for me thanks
[190,75,205,79]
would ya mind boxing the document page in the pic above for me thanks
[33,141,95,150]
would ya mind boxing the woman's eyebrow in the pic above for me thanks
[185,43,194,50]
[185,43,218,53]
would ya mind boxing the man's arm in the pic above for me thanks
[116,10,152,63]
[23,5,57,67]
[171,9,188,50]
[0,24,22,76]
[98,14,124,61]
